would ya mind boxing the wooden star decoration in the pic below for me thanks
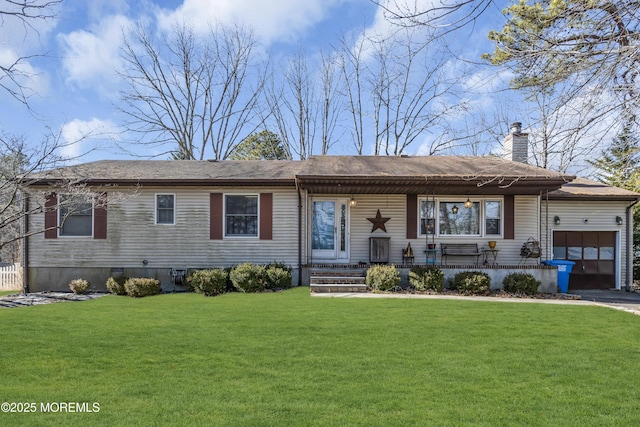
[367,209,390,232]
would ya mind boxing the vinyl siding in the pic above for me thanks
[313,194,540,266]
[28,186,300,269]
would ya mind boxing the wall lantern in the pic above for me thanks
[616,216,623,225]
[464,197,473,209]
[553,215,560,225]
[349,197,358,208]
[452,205,459,215]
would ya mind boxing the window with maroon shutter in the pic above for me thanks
[94,193,107,239]
[259,193,273,240]
[44,193,57,239]
[210,193,223,240]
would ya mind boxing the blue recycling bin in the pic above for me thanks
[542,260,575,293]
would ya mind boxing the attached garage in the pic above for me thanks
[552,231,616,290]
[547,178,639,291]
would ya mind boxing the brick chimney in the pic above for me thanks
[503,122,529,164]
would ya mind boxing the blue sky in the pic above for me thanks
[1,0,528,164]
[0,0,520,161]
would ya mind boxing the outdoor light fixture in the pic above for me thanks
[616,216,623,225]
[452,205,459,214]
[554,215,560,225]
[464,197,473,209]
[349,197,358,207]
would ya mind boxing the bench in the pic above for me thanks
[440,243,482,265]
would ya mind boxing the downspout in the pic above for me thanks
[544,190,549,260]
[625,198,639,292]
[22,190,29,294]
[295,177,303,287]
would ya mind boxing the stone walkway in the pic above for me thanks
[0,292,106,308]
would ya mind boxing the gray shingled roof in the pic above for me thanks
[28,156,637,199]
[30,159,303,184]
[549,177,640,200]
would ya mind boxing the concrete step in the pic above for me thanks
[310,276,366,285]
[309,269,367,293]
[310,283,368,293]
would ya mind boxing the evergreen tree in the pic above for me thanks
[589,116,640,190]
[589,115,640,284]
[229,131,290,160]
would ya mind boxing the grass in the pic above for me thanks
[0,287,639,426]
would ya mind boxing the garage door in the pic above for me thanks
[552,231,616,290]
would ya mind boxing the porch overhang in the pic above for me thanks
[296,175,571,195]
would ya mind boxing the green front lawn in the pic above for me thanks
[0,288,638,426]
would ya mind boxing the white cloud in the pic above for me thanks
[156,0,347,44]
[58,14,133,92]
[60,118,120,161]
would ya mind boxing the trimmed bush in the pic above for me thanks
[452,271,491,295]
[502,273,541,295]
[124,278,161,297]
[187,269,228,296]
[265,266,292,290]
[69,278,90,294]
[365,264,401,292]
[230,263,267,293]
[106,276,128,295]
[408,266,444,292]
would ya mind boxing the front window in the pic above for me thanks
[420,200,435,235]
[419,197,502,237]
[156,194,175,225]
[225,195,258,236]
[439,201,480,235]
[485,201,502,235]
[59,195,92,237]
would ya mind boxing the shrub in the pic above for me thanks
[265,266,292,290]
[365,264,401,291]
[502,273,541,295]
[408,266,444,292]
[69,278,90,294]
[106,276,128,295]
[230,263,267,293]
[452,271,491,295]
[187,269,228,296]
[124,278,161,297]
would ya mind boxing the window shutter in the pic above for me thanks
[504,195,515,240]
[94,193,107,239]
[210,193,223,240]
[260,193,273,240]
[44,193,57,239]
[406,194,417,239]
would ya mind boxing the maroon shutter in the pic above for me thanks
[504,195,515,240]
[210,193,223,240]
[260,193,273,240]
[406,194,417,239]
[44,193,58,239]
[94,193,107,239]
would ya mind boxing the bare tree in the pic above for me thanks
[318,51,343,155]
[337,33,367,154]
[266,49,317,159]
[119,22,268,160]
[0,129,123,263]
[365,28,469,155]
[0,0,62,104]
[376,0,495,35]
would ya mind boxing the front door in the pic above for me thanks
[311,199,349,261]
[553,231,617,289]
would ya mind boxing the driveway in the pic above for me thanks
[569,289,640,314]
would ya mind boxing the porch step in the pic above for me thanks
[310,270,367,293]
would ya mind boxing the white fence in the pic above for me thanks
[0,263,22,291]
